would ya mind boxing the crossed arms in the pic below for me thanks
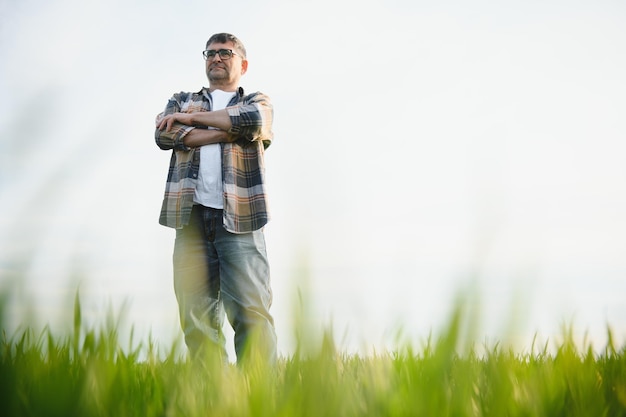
[155,91,273,151]
[157,109,233,148]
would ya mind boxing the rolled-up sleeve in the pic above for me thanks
[226,92,273,149]
[154,94,195,151]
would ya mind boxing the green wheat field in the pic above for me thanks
[2,292,626,417]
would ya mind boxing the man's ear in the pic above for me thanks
[241,59,249,75]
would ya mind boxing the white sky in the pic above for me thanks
[1,0,626,357]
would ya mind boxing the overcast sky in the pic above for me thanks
[1,0,626,357]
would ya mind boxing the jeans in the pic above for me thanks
[173,205,277,364]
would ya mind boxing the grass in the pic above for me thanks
[2,293,626,417]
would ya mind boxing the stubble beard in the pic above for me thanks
[207,66,230,84]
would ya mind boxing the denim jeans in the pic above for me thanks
[173,205,277,364]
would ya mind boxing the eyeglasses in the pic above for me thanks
[202,49,239,60]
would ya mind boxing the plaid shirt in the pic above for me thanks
[155,87,273,233]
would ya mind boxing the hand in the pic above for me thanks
[157,112,193,132]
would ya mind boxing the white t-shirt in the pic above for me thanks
[194,89,236,208]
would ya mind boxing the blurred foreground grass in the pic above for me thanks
[1,292,626,417]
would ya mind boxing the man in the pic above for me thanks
[155,33,276,365]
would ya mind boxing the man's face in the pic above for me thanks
[205,41,248,89]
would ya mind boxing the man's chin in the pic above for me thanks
[208,71,227,80]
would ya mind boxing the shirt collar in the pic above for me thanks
[199,86,244,98]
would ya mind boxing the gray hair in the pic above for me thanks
[206,33,247,59]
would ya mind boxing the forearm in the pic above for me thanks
[188,109,232,131]
[183,128,233,147]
